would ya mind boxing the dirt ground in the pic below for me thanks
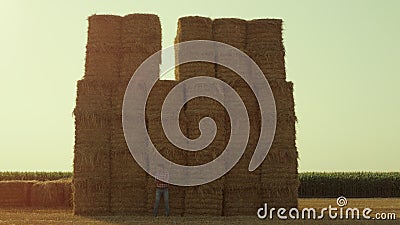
[0,199,398,225]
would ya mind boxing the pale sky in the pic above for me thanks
[0,0,399,172]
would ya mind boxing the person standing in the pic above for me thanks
[153,164,170,217]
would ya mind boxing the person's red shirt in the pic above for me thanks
[155,170,169,189]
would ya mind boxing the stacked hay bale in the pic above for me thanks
[84,15,122,82]
[261,80,299,208]
[213,18,263,216]
[73,15,122,215]
[175,16,225,216]
[246,19,286,80]
[109,14,162,215]
[246,19,299,209]
[175,16,215,80]
[31,179,72,208]
[146,80,187,216]
[0,181,34,207]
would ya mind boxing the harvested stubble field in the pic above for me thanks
[0,199,397,224]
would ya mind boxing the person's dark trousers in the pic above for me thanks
[153,188,170,216]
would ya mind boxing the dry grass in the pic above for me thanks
[0,199,397,224]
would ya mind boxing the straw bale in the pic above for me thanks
[184,181,223,215]
[111,77,149,117]
[75,79,114,99]
[110,181,147,215]
[74,80,114,116]
[119,52,160,80]
[186,145,226,167]
[187,111,226,139]
[31,179,72,208]
[151,146,187,166]
[74,125,110,145]
[185,98,225,115]
[176,63,215,81]
[224,157,261,190]
[87,15,122,46]
[110,150,147,180]
[249,51,286,79]
[213,18,247,52]
[84,51,121,81]
[86,43,121,55]
[175,16,214,81]
[264,143,298,164]
[73,146,110,179]
[223,186,263,216]
[177,16,213,42]
[246,19,283,41]
[121,14,161,49]
[215,61,251,84]
[260,179,299,208]
[120,14,161,80]
[0,181,34,207]
[74,114,110,132]
[146,80,184,114]
[73,177,110,215]
[246,19,285,80]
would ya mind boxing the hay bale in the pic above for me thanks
[246,19,286,80]
[87,15,122,46]
[120,14,161,80]
[110,149,148,215]
[0,181,34,207]
[213,18,247,50]
[177,16,213,42]
[73,177,110,215]
[175,16,214,81]
[74,79,114,116]
[260,178,299,209]
[85,15,122,81]
[213,18,249,84]
[223,187,263,216]
[73,143,110,178]
[31,179,72,208]
[121,14,161,49]
[146,80,183,110]
[184,181,224,216]
[84,52,121,80]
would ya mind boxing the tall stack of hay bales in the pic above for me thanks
[146,80,187,216]
[74,14,162,215]
[213,18,263,216]
[261,80,299,208]
[74,14,298,216]
[73,15,121,215]
[109,14,161,215]
[246,19,299,209]
[175,16,225,216]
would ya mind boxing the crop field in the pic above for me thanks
[0,198,398,224]
[0,172,71,181]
